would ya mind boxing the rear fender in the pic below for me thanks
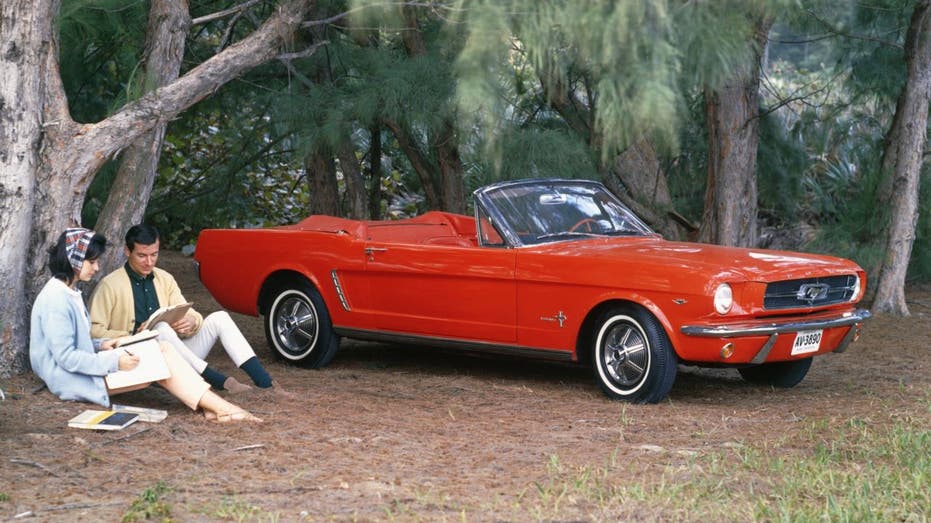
[257,268,323,316]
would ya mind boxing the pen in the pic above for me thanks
[124,348,134,356]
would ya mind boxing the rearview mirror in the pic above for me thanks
[539,193,567,205]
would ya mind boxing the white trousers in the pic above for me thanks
[153,311,256,374]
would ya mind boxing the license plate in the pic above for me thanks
[791,329,823,355]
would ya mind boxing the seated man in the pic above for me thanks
[90,224,279,394]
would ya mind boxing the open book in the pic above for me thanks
[138,302,193,332]
[105,339,171,389]
[68,410,139,430]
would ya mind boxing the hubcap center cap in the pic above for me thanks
[614,348,627,364]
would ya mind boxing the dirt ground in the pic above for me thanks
[1,251,929,522]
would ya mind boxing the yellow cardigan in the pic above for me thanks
[89,266,204,340]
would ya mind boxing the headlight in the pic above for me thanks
[851,275,861,301]
[714,284,733,315]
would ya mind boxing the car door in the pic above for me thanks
[363,241,518,343]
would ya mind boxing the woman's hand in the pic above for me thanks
[118,353,139,371]
[99,339,118,351]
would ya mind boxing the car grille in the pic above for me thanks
[763,275,858,309]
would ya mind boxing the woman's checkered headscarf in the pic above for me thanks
[64,228,96,272]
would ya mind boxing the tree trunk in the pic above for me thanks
[383,117,441,209]
[305,149,341,216]
[93,0,190,279]
[538,72,684,239]
[0,0,315,376]
[436,121,466,213]
[872,0,931,316]
[698,18,772,247]
[398,4,465,213]
[337,142,368,219]
[368,121,383,219]
[605,138,686,240]
[0,0,55,375]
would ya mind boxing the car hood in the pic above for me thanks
[530,236,862,283]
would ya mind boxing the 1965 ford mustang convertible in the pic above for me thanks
[194,178,871,403]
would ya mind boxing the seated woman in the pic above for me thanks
[29,228,260,423]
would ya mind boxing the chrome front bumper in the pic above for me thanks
[680,308,872,338]
[681,308,871,364]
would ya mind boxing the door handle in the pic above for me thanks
[365,247,388,260]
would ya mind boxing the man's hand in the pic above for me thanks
[171,313,197,336]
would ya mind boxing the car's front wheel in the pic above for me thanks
[264,283,339,368]
[738,357,812,388]
[592,305,677,403]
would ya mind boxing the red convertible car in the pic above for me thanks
[194,178,870,403]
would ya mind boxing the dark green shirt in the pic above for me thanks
[126,263,160,332]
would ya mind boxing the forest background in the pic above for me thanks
[1,0,930,376]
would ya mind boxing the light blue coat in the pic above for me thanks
[30,278,121,407]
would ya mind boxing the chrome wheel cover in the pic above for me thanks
[273,294,319,358]
[601,320,649,388]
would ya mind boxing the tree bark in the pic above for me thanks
[398,4,465,213]
[0,0,315,376]
[436,121,466,214]
[698,17,772,247]
[872,0,931,316]
[383,117,441,209]
[305,149,341,216]
[0,0,55,375]
[538,71,684,239]
[93,0,190,279]
[368,121,383,219]
[605,138,686,240]
[337,142,368,219]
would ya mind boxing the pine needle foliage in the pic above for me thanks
[473,128,599,187]
[449,0,795,162]
[58,0,148,122]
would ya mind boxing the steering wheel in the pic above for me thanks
[569,218,598,233]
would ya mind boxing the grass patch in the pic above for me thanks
[121,481,174,522]
[505,411,930,522]
[0,493,9,502]
[200,496,282,522]
[382,485,467,521]
[751,420,930,522]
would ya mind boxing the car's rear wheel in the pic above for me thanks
[264,283,339,368]
[592,305,677,403]
[738,357,812,388]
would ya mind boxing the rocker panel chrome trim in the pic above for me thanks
[332,327,576,362]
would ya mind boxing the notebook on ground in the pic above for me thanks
[68,410,139,430]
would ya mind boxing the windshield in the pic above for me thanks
[475,180,653,246]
